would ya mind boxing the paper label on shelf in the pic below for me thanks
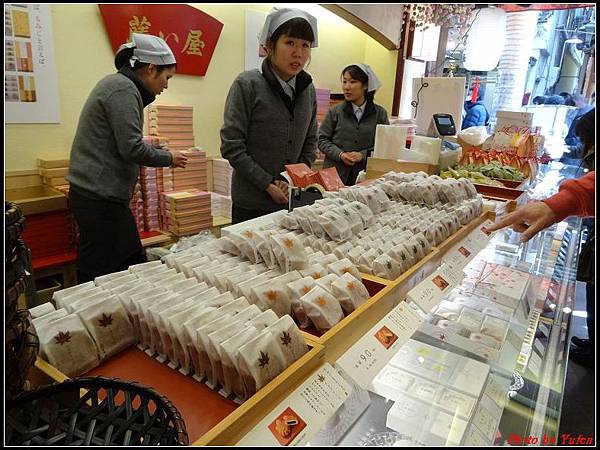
[468,219,496,250]
[463,424,492,446]
[336,302,423,389]
[237,363,351,446]
[407,263,464,313]
[484,377,508,409]
[442,238,478,271]
[471,395,503,440]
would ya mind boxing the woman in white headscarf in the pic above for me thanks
[66,33,187,282]
[220,8,319,223]
[319,64,389,185]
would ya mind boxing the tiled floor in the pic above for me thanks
[558,281,596,443]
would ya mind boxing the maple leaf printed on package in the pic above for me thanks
[258,351,270,368]
[280,331,292,346]
[98,313,113,328]
[54,331,72,345]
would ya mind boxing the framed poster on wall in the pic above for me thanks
[5,4,60,123]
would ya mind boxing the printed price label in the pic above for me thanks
[337,302,423,389]
[238,363,350,446]
[442,238,478,271]
[407,263,464,313]
[468,219,496,250]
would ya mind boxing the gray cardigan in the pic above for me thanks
[66,73,172,203]
[319,101,389,183]
[220,60,317,211]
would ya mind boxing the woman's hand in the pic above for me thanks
[266,183,288,204]
[341,152,356,166]
[484,201,558,242]
[170,150,188,168]
[347,152,363,163]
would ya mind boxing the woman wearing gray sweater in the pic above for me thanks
[220,8,318,223]
[66,34,187,282]
[319,64,389,185]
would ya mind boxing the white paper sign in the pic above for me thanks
[528,351,543,378]
[468,219,496,250]
[407,264,464,313]
[238,363,351,446]
[337,302,424,389]
[5,4,60,123]
[442,238,478,271]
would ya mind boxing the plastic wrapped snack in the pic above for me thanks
[38,313,101,377]
[237,330,287,398]
[94,269,132,286]
[373,254,403,280]
[300,285,344,332]
[52,281,97,307]
[286,276,317,328]
[267,315,308,366]
[28,302,56,320]
[77,296,135,360]
[320,211,352,242]
[327,258,361,280]
[358,248,380,274]
[331,272,370,314]
[219,326,260,400]
[31,308,69,334]
[253,230,279,269]
[252,271,301,317]
[206,319,245,390]
[270,233,309,272]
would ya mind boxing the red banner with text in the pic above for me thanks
[99,4,223,77]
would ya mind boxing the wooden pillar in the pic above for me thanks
[392,9,413,116]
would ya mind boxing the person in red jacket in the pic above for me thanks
[485,171,595,242]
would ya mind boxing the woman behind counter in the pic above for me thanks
[319,64,389,186]
[221,8,319,224]
[66,33,187,283]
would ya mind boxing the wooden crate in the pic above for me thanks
[29,339,324,446]
[366,158,438,179]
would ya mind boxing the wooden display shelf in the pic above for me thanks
[139,230,173,247]
[301,211,494,362]
[473,183,525,202]
[366,158,439,179]
[30,341,324,446]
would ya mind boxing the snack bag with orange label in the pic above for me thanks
[251,271,301,317]
[271,232,309,272]
[327,258,361,280]
[300,285,344,332]
[331,272,370,314]
[286,276,317,328]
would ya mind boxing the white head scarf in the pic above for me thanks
[258,7,318,56]
[116,33,176,68]
[355,64,382,92]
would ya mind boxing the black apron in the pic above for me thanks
[69,186,144,278]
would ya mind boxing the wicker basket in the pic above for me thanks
[6,274,27,324]
[6,239,31,290]
[6,376,189,446]
[6,309,39,400]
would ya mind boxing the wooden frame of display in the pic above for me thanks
[29,340,325,446]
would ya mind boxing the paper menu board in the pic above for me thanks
[336,302,423,389]
[238,363,350,446]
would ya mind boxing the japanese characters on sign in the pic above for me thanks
[99,5,223,76]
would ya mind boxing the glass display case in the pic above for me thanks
[306,162,585,446]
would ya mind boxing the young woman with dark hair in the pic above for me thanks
[66,33,187,282]
[318,64,389,185]
[220,8,319,223]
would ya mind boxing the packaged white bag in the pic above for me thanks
[182,308,222,379]
[270,233,308,272]
[331,272,370,314]
[206,319,245,389]
[315,273,339,294]
[94,270,131,287]
[38,313,101,377]
[28,302,56,319]
[195,316,234,387]
[286,277,316,328]
[373,254,402,280]
[32,308,69,334]
[237,330,287,397]
[77,296,135,360]
[52,281,96,307]
[219,326,260,400]
[300,286,344,332]
[267,315,308,366]
[250,309,280,331]
[328,258,361,280]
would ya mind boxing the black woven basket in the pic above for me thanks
[5,201,26,251]
[6,309,39,400]
[6,376,189,446]
[6,273,27,324]
[6,239,31,290]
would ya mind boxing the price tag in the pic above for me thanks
[442,239,477,271]
[468,220,496,251]
[238,363,351,446]
[407,263,464,313]
[337,302,423,389]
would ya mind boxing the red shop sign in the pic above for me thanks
[99,4,223,77]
